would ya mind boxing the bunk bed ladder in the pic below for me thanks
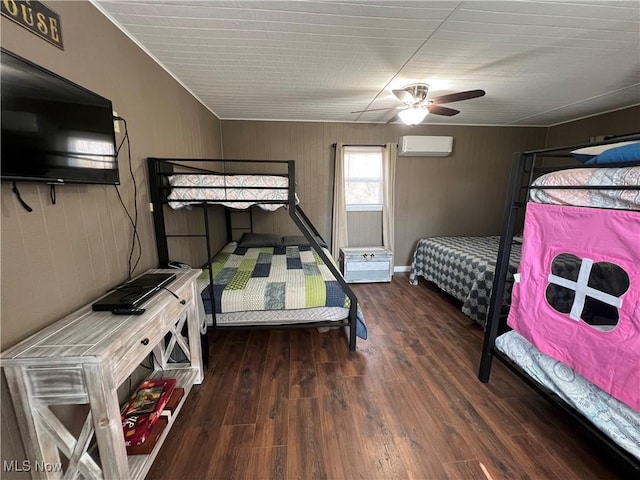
[148,157,170,266]
[286,160,358,351]
[478,152,529,382]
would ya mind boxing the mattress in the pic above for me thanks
[530,166,640,210]
[199,301,349,326]
[409,236,521,326]
[198,242,367,338]
[496,330,640,461]
[167,173,296,210]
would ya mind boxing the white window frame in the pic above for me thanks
[344,146,383,212]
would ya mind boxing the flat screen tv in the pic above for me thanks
[1,49,119,185]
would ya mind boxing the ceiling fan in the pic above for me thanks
[352,84,485,125]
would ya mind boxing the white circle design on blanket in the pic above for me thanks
[552,361,576,383]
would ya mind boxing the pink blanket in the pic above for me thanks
[508,203,640,411]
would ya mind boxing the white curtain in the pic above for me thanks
[332,143,348,259]
[382,142,396,254]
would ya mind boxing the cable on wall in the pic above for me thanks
[113,115,142,280]
[11,181,33,212]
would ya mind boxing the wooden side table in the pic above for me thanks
[1,269,204,479]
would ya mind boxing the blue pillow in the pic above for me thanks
[571,140,640,163]
[585,142,640,165]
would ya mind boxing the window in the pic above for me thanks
[545,253,629,332]
[344,146,383,211]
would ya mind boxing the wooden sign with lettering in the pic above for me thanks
[1,0,63,50]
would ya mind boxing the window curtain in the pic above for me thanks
[382,142,396,254]
[332,143,348,259]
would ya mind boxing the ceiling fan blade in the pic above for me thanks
[351,106,399,114]
[429,89,485,105]
[392,89,416,104]
[428,105,460,116]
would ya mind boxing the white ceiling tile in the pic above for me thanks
[94,0,640,126]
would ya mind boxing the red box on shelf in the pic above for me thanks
[121,378,176,447]
[126,417,168,455]
[161,387,185,421]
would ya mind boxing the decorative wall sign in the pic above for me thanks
[1,0,63,50]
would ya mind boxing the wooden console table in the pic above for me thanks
[1,269,204,479]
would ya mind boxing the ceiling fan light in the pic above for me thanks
[398,108,428,125]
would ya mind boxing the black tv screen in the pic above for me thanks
[1,49,119,185]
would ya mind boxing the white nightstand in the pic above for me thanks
[340,247,393,283]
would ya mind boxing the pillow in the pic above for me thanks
[585,142,640,165]
[570,140,640,163]
[281,235,328,248]
[237,232,282,248]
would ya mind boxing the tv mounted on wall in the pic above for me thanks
[1,48,119,185]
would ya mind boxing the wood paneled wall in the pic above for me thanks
[1,3,222,350]
[546,106,640,147]
[221,121,546,266]
[1,4,222,475]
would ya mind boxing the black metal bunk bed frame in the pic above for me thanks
[147,157,359,351]
[477,134,640,475]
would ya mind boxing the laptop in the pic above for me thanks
[92,273,176,311]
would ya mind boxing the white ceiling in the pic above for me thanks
[94,0,640,127]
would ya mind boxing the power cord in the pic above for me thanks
[113,115,142,280]
[114,284,182,304]
[160,286,181,300]
[11,181,33,212]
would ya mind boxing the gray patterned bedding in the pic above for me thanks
[496,330,640,460]
[199,242,367,339]
[409,236,521,327]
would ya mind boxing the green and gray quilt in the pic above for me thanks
[200,242,367,339]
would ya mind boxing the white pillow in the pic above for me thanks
[571,141,640,163]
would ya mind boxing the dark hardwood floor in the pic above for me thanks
[146,274,623,479]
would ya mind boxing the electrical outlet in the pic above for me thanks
[113,111,120,133]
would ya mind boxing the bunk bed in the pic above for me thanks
[478,136,640,475]
[147,158,366,351]
[409,236,521,326]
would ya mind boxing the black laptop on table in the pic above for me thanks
[91,273,176,311]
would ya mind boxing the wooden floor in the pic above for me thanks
[147,274,623,480]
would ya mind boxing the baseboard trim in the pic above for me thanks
[394,266,411,273]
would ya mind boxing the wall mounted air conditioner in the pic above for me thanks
[398,136,454,157]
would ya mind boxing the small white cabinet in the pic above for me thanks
[340,247,393,283]
[1,269,204,480]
